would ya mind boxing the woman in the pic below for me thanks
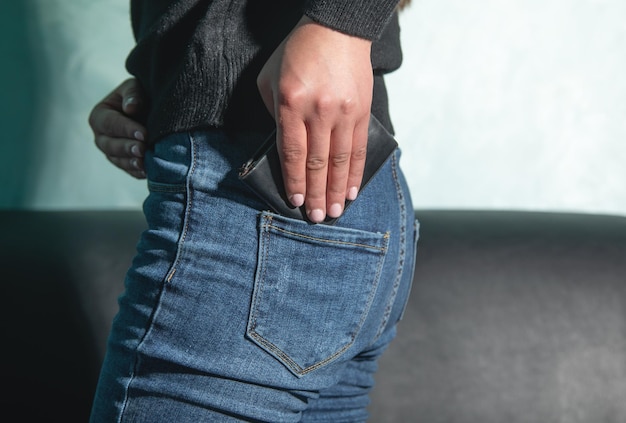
[88,0,417,421]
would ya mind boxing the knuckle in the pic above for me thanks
[87,111,96,129]
[327,185,346,196]
[281,146,306,163]
[306,156,327,171]
[306,191,325,202]
[88,107,102,131]
[131,171,146,180]
[99,115,116,137]
[97,136,123,157]
[107,156,122,166]
[278,84,307,110]
[330,152,351,168]
[313,95,334,115]
[339,98,357,115]
[352,145,367,161]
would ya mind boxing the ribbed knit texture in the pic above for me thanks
[126,0,403,143]
[304,0,400,40]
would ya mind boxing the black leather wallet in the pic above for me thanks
[238,114,398,224]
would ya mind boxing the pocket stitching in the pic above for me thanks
[266,224,388,251]
[147,180,186,193]
[247,214,390,376]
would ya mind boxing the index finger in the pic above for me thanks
[89,106,146,142]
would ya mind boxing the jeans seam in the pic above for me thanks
[374,152,407,341]
[397,218,419,322]
[163,133,197,283]
[118,133,196,423]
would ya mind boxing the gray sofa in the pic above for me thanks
[2,209,625,422]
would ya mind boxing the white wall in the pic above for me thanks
[7,0,626,216]
[388,0,626,216]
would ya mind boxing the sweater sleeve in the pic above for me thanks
[303,0,400,40]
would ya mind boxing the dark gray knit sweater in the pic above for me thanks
[126,0,403,143]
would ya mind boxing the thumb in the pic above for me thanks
[119,78,145,116]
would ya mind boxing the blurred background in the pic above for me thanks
[2,0,625,216]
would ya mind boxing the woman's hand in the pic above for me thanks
[257,17,373,223]
[88,78,148,179]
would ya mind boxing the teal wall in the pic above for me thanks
[1,1,41,208]
[2,1,625,215]
[1,1,145,210]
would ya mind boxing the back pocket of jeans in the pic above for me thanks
[247,212,389,377]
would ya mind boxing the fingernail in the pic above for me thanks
[328,203,343,218]
[131,144,143,157]
[347,186,359,201]
[308,209,325,223]
[123,96,137,109]
[290,193,305,207]
[131,158,140,169]
[133,131,145,141]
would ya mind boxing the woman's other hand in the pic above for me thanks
[89,78,148,179]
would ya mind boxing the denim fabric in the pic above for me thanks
[90,129,419,423]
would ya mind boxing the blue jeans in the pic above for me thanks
[90,129,419,422]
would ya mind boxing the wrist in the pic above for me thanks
[293,16,373,50]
